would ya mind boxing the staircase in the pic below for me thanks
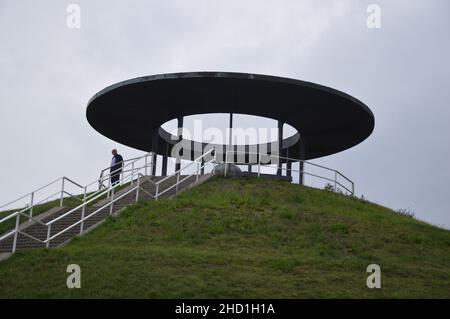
[0,174,213,252]
[0,150,216,254]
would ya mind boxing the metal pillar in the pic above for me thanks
[151,129,158,176]
[191,140,195,167]
[228,113,233,153]
[175,116,183,172]
[299,138,306,185]
[227,113,233,172]
[256,143,260,173]
[277,120,283,176]
[244,144,250,172]
[222,144,226,163]
[162,143,168,176]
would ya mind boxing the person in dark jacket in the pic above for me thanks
[110,149,124,185]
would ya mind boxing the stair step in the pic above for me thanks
[0,174,212,252]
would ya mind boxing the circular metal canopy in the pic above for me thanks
[86,72,374,160]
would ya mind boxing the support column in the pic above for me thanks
[277,120,283,176]
[228,113,233,155]
[162,143,168,176]
[226,113,233,171]
[299,138,306,185]
[299,161,304,185]
[245,144,251,172]
[151,129,159,176]
[222,144,226,163]
[175,116,183,172]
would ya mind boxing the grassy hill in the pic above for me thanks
[0,176,449,298]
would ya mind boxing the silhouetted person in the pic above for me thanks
[110,149,124,185]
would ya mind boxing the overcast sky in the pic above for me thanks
[0,0,449,228]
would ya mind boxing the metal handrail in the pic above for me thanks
[228,151,345,174]
[98,154,151,179]
[231,158,353,194]
[47,179,126,226]
[0,211,49,244]
[0,153,154,245]
[135,175,156,199]
[224,150,355,195]
[47,184,140,241]
[0,152,153,212]
[154,158,215,199]
[0,177,63,210]
[0,229,16,242]
[33,191,63,206]
[0,210,49,229]
[17,230,46,244]
[42,162,154,246]
[46,151,212,244]
[47,155,154,226]
[0,177,85,221]
[84,162,152,202]
[63,176,84,189]
[18,160,149,247]
[97,153,153,187]
[154,148,214,187]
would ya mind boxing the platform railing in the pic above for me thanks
[224,150,355,196]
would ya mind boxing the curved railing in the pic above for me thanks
[224,150,355,195]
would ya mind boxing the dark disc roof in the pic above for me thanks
[86,72,374,160]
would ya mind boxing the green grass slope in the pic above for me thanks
[0,176,449,298]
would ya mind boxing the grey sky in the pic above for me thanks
[0,0,449,228]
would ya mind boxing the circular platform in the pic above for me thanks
[86,72,374,160]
